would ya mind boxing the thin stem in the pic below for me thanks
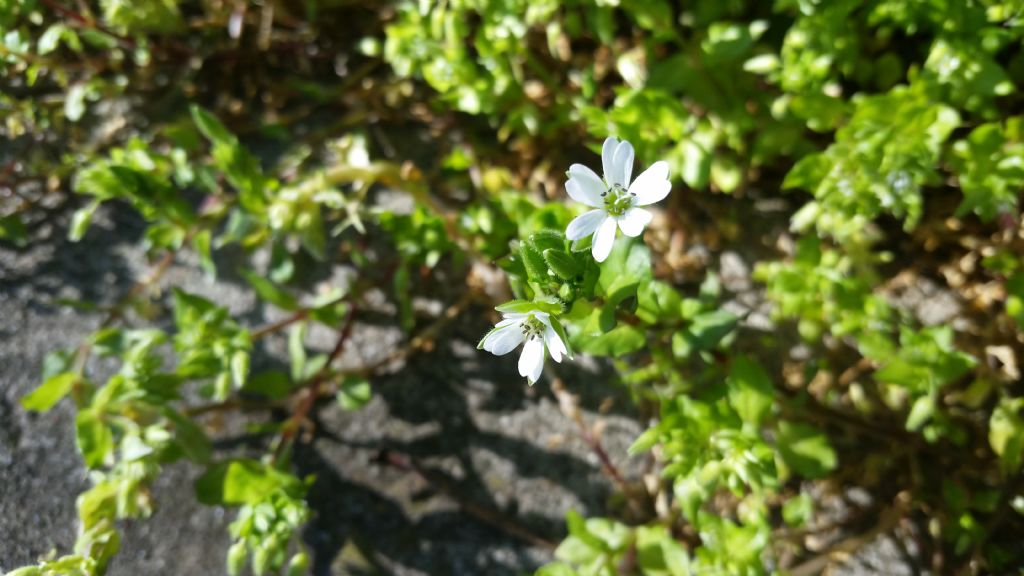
[550,378,629,491]
[272,307,358,463]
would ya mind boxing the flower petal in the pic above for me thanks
[543,325,567,363]
[617,208,653,237]
[566,209,607,241]
[591,215,617,262]
[612,140,635,187]
[518,336,545,383]
[602,136,620,184]
[566,164,605,207]
[629,161,671,206]
[483,324,525,356]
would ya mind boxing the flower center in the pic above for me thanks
[519,317,545,339]
[601,183,635,217]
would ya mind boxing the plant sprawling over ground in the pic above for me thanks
[3,0,1024,574]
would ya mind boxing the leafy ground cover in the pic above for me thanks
[2,1,1024,575]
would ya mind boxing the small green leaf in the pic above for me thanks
[38,26,63,55]
[76,410,113,469]
[726,356,774,427]
[521,242,549,282]
[288,324,307,382]
[989,397,1024,474]
[495,299,564,315]
[190,105,234,146]
[681,141,711,189]
[21,372,78,412]
[906,394,935,432]
[776,422,837,479]
[69,200,101,242]
[244,370,293,399]
[782,493,813,526]
[543,249,581,281]
[535,563,578,576]
[628,427,661,455]
[0,214,28,247]
[193,230,215,279]
[285,552,310,576]
[530,229,566,253]
[337,377,372,411]
[241,269,298,310]
[195,459,304,506]
[576,325,645,357]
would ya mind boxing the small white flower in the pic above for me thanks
[478,311,570,384]
[564,136,671,262]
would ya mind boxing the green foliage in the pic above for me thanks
[784,82,960,239]
[950,117,1024,221]
[6,0,1024,574]
[172,290,252,401]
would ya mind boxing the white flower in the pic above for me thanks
[564,136,671,262]
[478,310,570,384]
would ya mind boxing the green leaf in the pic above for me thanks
[337,377,372,411]
[686,309,738,352]
[69,200,101,242]
[0,214,28,247]
[521,242,549,283]
[244,370,293,399]
[288,323,307,381]
[711,156,742,193]
[299,207,327,261]
[636,524,691,576]
[543,249,581,281]
[230,349,249,389]
[598,240,652,295]
[726,356,774,427]
[241,269,298,311]
[564,509,607,552]
[906,394,935,432]
[782,153,829,191]
[190,105,234,146]
[76,410,113,469]
[530,229,566,253]
[495,299,564,315]
[21,372,78,412]
[782,493,814,526]
[576,325,645,357]
[776,422,837,479]
[193,230,215,279]
[637,281,681,319]
[195,459,304,506]
[990,397,1024,474]
[190,105,266,211]
[37,23,79,54]
[681,141,711,189]
[628,427,661,455]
